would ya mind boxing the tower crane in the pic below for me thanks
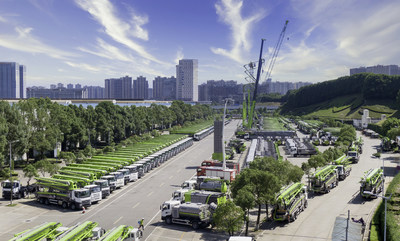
[242,20,289,130]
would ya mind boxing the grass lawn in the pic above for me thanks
[263,117,287,131]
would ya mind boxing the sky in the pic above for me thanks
[0,0,399,88]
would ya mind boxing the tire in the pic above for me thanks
[335,180,339,187]
[62,202,68,209]
[165,217,172,224]
[44,198,49,205]
[304,200,308,209]
[17,193,21,199]
[192,221,200,230]
[71,203,76,210]
[39,198,44,204]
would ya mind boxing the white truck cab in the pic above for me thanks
[109,172,125,189]
[84,184,102,203]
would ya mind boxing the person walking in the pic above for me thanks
[138,218,144,230]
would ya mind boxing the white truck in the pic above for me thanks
[93,179,110,199]
[109,172,125,189]
[2,180,28,199]
[100,175,117,192]
[84,184,102,204]
[161,200,215,229]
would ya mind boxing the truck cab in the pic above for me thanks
[125,166,139,181]
[160,200,180,221]
[130,164,144,178]
[94,179,110,198]
[100,175,117,192]
[2,180,26,199]
[70,188,91,209]
[181,179,197,190]
[120,167,138,183]
[109,172,125,189]
[84,184,102,203]
[173,189,191,203]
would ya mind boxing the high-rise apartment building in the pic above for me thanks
[105,76,132,99]
[0,62,24,98]
[350,65,400,76]
[153,76,176,101]
[133,76,148,99]
[84,86,104,99]
[27,86,86,99]
[198,80,242,103]
[176,59,198,101]
[19,65,26,98]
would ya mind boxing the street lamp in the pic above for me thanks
[222,98,234,170]
[9,139,20,206]
[363,191,392,241]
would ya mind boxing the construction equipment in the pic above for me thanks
[53,221,99,240]
[347,143,361,163]
[52,174,92,188]
[2,180,28,199]
[161,200,215,229]
[100,175,117,192]
[272,182,307,222]
[94,179,111,198]
[98,225,142,241]
[109,172,125,189]
[34,177,91,210]
[360,168,384,198]
[333,155,352,180]
[84,184,102,204]
[310,165,338,194]
[58,170,98,182]
[9,222,62,241]
[60,166,107,179]
[184,190,226,205]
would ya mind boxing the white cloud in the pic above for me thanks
[75,0,163,64]
[0,26,75,60]
[0,16,7,23]
[77,38,135,62]
[211,0,267,63]
[174,48,184,64]
[65,61,102,72]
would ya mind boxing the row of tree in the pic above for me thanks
[281,73,400,111]
[0,98,213,167]
[213,157,304,236]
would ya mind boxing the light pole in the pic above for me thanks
[9,140,20,206]
[363,191,392,241]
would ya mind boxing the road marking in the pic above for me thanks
[132,202,140,209]
[144,210,160,230]
[113,216,123,224]
[177,169,181,173]
[147,191,154,197]
[160,182,164,187]
[179,232,185,240]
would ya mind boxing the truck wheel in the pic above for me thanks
[165,217,172,224]
[304,200,308,209]
[62,202,68,209]
[71,203,76,210]
[17,193,21,199]
[39,198,44,204]
[44,199,49,205]
[192,221,200,230]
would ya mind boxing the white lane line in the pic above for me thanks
[147,191,154,197]
[132,202,140,209]
[160,182,164,187]
[113,216,123,224]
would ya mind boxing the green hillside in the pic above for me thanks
[279,73,400,120]
[280,94,397,120]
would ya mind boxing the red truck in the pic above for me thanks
[197,160,240,176]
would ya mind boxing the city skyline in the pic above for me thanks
[0,0,399,87]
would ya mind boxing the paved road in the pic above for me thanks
[257,131,398,241]
[0,120,241,241]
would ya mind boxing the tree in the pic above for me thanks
[23,164,38,186]
[213,200,244,236]
[234,185,255,236]
[34,159,52,176]
[59,152,76,165]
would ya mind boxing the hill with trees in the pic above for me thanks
[279,73,400,119]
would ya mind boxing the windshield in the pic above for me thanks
[99,182,108,188]
[75,190,90,198]
[2,182,13,188]
[91,186,101,192]
[114,173,124,179]
[348,152,357,157]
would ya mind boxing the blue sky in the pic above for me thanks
[0,0,399,88]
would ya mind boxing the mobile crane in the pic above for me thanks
[332,154,352,180]
[360,168,384,198]
[272,182,307,222]
[310,165,338,194]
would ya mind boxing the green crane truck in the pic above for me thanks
[9,221,142,241]
[272,182,308,222]
[347,143,361,163]
[310,165,338,193]
[52,174,92,188]
[58,170,98,182]
[161,200,215,229]
[360,168,384,198]
[182,190,226,205]
[35,177,91,210]
[333,155,352,180]
[9,222,62,241]
[60,166,107,179]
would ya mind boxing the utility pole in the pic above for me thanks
[9,140,20,206]
[345,210,349,241]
